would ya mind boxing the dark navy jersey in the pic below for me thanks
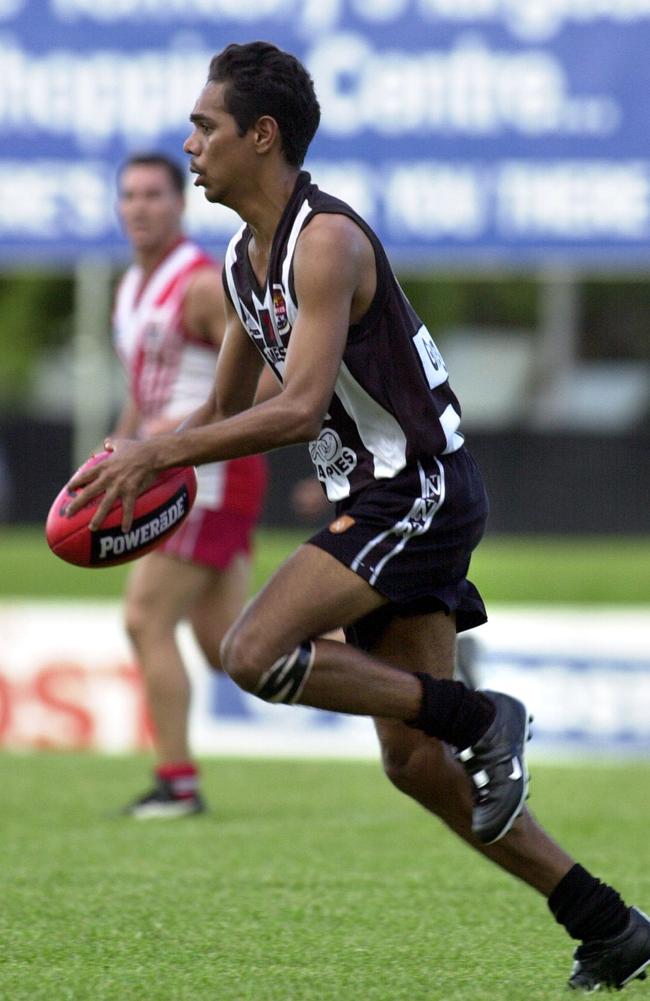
[222,171,464,502]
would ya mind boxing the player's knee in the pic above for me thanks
[193,627,223,671]
[378,730,464,823]
[200,643,222,671]
[221,626,314,705]
[377,726,443,797]
[123,595,151,644]
[380,740,418,790]
[381,749,445,818]
[220,624,265,692]
[124,592,175,649]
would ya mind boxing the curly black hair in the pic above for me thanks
[208,42,321,168]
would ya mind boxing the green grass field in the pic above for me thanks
[2,754,650,1001]
[2,526,650,603]
[2,531,649,999]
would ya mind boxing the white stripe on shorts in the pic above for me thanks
[350,460,446,586]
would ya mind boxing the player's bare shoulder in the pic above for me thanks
[294,213,376,318]
[183,263,225,346]
[185,263,222,308]
[297,212,373,268]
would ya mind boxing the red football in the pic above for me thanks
[46,452,197,568]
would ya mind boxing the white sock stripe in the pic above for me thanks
[170,776,198,795]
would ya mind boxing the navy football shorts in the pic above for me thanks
[308,447,489,649]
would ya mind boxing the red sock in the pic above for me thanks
[157,762,198,800]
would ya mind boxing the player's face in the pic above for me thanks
[185,82,252,205]
[117,165,184,254]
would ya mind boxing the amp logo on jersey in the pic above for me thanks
[413,325,448,391]
[272,285,289,334]
[309,428,357,483]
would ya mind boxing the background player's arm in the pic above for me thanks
[133,264,232,438]
[182,264,225,350]
[111,396,142,439]
[179,293,267,433]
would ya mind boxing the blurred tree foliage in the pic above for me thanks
[0,272,74,406]
[0,271,648,412]
[581,280,650,361]
[400,274,538,336]
[396,274,650,360]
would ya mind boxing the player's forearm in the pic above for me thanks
[175,397,218,433]
[148,396,320,471]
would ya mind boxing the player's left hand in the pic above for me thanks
[66,437,156,531]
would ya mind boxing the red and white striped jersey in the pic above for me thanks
[113,238,217,423]
[113,238,266,518]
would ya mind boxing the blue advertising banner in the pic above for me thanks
[2,0,650,265]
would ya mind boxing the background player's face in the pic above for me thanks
[185,82,252,205]
[118,165,184,255]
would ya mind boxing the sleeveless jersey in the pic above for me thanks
[222,171,464,502]
[113,238,265,517]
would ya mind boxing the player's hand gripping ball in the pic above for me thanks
[45,451,197,567]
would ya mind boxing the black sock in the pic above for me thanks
[407,673,496,749]
[548,863,630,942]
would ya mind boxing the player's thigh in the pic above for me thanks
[370,609,456,679]
[189,553,251,667]
[222,542,387,672]
[370,610,456,770]
[125,550,215,629]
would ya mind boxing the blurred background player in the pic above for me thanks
[112,152,267,817]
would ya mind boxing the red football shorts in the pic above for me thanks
[159,506,258,570]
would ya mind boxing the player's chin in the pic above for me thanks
[129,233,156,253]
[197,179,224,203]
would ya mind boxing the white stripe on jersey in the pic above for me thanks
[333,360,408,490]
[439,404,464,454]
[224,224,248,329]
[281,199,311,314]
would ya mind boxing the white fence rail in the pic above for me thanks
[1,603,648,757]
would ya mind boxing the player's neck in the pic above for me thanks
[135,233,185,277]
[238,166,300,254]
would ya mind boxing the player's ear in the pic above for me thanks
[253,115,280,156]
